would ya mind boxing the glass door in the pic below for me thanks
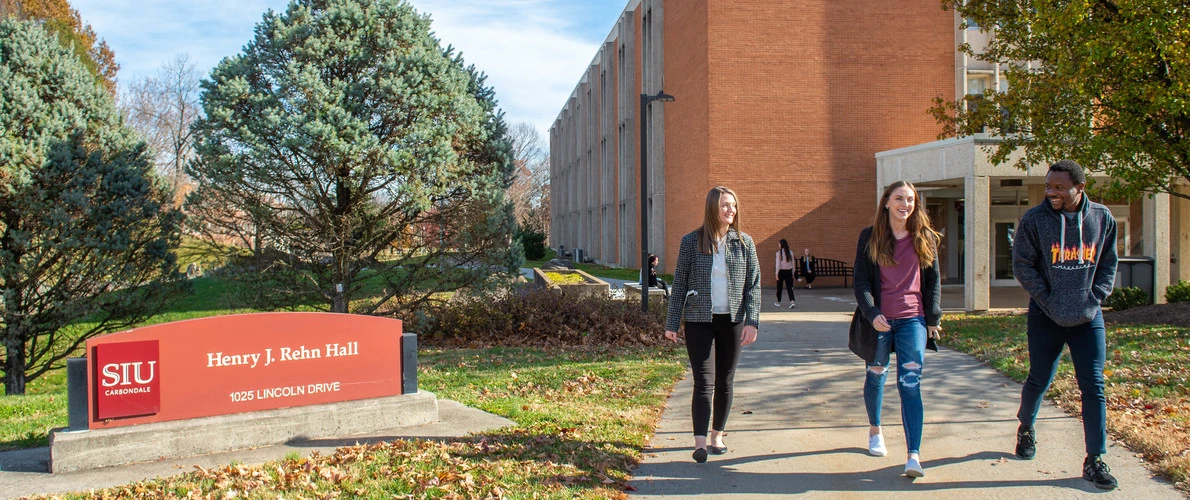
[991,220,1016,286]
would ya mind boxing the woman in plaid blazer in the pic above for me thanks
[664,186,761,463]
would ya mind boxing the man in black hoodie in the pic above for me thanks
[1012,159,1118,490]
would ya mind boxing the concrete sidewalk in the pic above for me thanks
[629,305,1179,498]
[0,400,514,499]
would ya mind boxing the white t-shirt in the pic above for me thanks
[711,236,729,314]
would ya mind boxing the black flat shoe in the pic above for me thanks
[692,448,708,463]
[708,445,728,455]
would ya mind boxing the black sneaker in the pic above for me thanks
[1083,455,1118,490]
[1015,425,1036,459]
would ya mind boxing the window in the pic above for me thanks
[967,77,989,96]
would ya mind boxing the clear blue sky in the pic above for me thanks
[72,0,631,139]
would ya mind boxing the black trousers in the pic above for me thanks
[776,269,796,302]
[684,314,744,436]
[801,270,816,285]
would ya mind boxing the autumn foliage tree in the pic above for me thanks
[506,122,549,259]
[931,0,1190,200]
[122,54,203,203]
[0,19,185,395]
[506,122,549,229]
[0,0,119,94]
[189,0,519,316]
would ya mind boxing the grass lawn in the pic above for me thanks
[0,278,257,452]
[1,274,389,452]
[2,264,688,498]
[28,346,686,499]
[942,313,1190,489]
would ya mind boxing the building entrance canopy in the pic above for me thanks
[875,134,1173,310]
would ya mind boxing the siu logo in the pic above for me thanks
[100,360,157,389]
[93,340,161,419]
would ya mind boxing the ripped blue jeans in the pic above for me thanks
[863,316,926,455]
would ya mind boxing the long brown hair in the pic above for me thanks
[867,181,939,268]
[697,186,740,255]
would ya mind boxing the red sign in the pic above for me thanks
[93,340,160,419]
[85,313,404,429]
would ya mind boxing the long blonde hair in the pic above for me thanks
[867,181,939,268]
[697,186,740,255]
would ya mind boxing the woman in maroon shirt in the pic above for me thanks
[850,181,942,478]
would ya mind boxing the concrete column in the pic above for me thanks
[618,13,637,268]
[964,175,990,311]
[1028,184,1045,208]
[600,48,615,265]
[645,0,666,270]
[1174,185,1190,283]
[1143,192,1171,303]
[578,82,591,260]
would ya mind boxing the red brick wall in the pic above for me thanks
[662,0,711,272]
[684,0,956,281]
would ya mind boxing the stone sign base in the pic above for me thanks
[50,391,438,473]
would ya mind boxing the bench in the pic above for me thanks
[623,282,667,302]
[797,257,854,287]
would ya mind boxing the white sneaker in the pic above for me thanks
[789,302,796,309]
[773,302,781,307]
[905,458,925,477]
[868,434,887,457]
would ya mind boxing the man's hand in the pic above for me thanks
[665,330,680,342]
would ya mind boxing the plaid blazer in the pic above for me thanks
[665,228,761,332]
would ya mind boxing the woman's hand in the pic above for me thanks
[927,325,942,339]
[872,314,891,332]
[741,325,758,345]
[665,330,680,342]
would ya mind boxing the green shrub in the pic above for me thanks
[519,229,547,261]
[1105,286,1149,311]
[417,288,666,348]
[1166,280,1190,303]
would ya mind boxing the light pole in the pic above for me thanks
[640,90,674,312]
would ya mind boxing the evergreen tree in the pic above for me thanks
[0,0,120,94]
[189,0,519,316]
[0,19,184,395]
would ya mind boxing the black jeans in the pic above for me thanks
[684,314,744,436]
[801,271,815,285]
[776,269,796,302]
[650,277,670,297]
[1017,302,1107,455]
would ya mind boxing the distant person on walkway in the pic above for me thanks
[664,186,761,463]
[1012,159,1118,490]
[851,180,942,478]
[797,248,816,288]
[647,253,669,297]
[775,239,796,308]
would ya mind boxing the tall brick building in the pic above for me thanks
[550,0,1189,310]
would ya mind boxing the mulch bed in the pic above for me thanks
[1103,302,1190,327]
